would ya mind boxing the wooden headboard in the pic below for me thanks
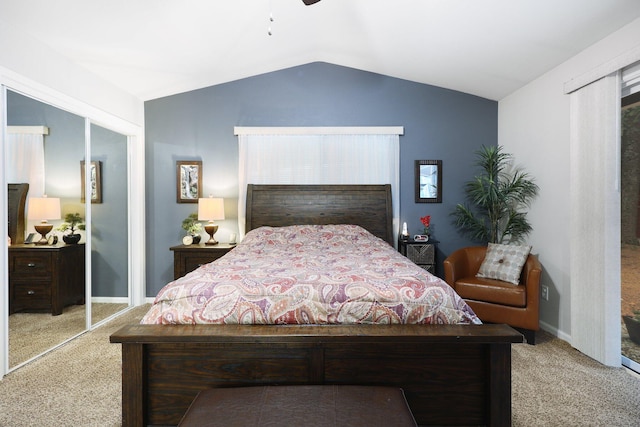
[8,183,29,244]
[245,184,394,246]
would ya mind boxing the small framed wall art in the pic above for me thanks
[176,160,202,203]
[415,160,442,203]
[81,160,102,203]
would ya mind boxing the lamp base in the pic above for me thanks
[204,224,219,245]
[34,224,53,245]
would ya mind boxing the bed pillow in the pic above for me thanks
[476,243,531,285]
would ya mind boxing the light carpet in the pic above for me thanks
[512,331,640,426]
[1,304,149,427]
[9,303,128,367]
[1,310,639,426]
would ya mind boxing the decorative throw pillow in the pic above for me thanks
[476,243,532,285]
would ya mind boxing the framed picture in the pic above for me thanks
[81,160,102,203]
[176,160,202,203]
[415,160,442,203]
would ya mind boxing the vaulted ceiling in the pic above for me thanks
[3,0,640,101]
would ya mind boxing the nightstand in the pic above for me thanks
[398,238,437,274]
[170,243,235,279]
[8,243,86,315]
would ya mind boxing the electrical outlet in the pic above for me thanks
[541,285,549,301]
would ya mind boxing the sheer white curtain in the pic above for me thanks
[6,127,46,198]
[236,128,401,241]
[569,72,621,366]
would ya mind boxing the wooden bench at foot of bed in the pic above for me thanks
[110,323,522,427]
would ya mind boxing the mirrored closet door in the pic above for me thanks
[4,89,132,370]
[6,90,87,369]
[88,123,130,326]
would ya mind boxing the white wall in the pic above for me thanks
[499,17,640,342]
[0,18,143,124]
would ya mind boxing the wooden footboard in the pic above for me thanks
[110,323,522,427]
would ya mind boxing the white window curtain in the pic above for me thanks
[6,126,47,199]
[236,127,401,242]
[569,72,621,366]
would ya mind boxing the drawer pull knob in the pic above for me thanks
[27,263,36,268]
[27,290,35,295]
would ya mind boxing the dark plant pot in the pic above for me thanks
[191,234,201,244]
[623,315,640,345]
[63,233,81,245]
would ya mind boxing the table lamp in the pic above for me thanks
[198,196,225,245]
[28,196,61,245]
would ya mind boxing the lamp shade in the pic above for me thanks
[198,197,225,221]
[27,196,61,221]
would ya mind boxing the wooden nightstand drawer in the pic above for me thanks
[11,281,52,310]
[9,243,85,315]
[183,254,223,273]
[171,243,235,279]
[10,253,52,278]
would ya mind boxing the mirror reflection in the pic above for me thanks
[5,92,131,369]
[6,90,87,368]
[419,165,438,199]
[89,123,130,326]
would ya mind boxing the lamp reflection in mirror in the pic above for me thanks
[27,196,61,245]
[198,196,225,245]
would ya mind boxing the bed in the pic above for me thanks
[111,184,522,427]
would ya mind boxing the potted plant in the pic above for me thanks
[182,212,202,243]
[623,309,640,345]
[56,212,85,244]
[452,145,539,244]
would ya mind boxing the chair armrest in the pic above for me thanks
[521,254,542,302]
[443,249,470,287]
[444,246,487,287]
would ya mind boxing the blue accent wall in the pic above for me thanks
[144,62,497,296]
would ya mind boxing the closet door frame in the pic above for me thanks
[0,72,145,378]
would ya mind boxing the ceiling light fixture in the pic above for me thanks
[302,0,321,5]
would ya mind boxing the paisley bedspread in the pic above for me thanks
[141,224,481,325]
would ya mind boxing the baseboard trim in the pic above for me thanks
[539,320,572,343]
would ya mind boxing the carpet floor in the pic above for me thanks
[9,303,129,368]
[1,307,639,426]
[1,304,149,427]
[512,331,640,426]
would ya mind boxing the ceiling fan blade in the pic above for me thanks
[302,0,321,5]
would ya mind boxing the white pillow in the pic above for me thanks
[476,243,531,285]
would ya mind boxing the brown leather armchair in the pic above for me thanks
[443,246,542,344]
